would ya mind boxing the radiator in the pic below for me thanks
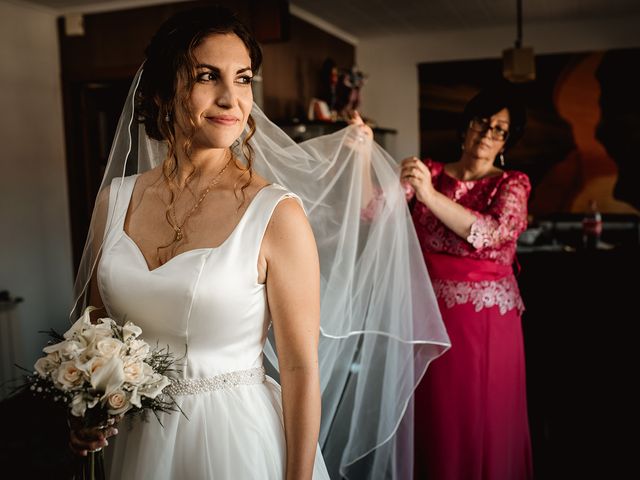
[0,291,23,400]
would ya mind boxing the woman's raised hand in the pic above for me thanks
[400,157,434,204]
[345,111,374,151]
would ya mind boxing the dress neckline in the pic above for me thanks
[121,174,276,273]
[441,165,505,184]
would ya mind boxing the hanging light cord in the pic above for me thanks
[516,0,523,48]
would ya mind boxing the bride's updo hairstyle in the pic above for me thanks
[136,6,262,190]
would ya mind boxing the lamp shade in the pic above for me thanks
[503,46,536,82]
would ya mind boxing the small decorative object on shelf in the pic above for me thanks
[582,199,603,250]
[0,290,23,305]
[308,59,368,123]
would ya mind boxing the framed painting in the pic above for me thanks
[419,48,640,216]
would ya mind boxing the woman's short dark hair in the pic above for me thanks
[137,5,262,141]
[460,82,527,152]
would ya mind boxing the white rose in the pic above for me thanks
[122,360,146,385]
[34,353,60,378]
[55,361,85,390]
[95,337,123,358]
[123,322,142,341]
[105,389,132,415]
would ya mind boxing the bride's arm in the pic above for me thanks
[263,198,321,480]
[68,185,118,455]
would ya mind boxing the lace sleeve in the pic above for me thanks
[466,172,531,250]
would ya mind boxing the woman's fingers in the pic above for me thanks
[68,424,119,456]
[69,430,106,456]
[359,124,373,139]
[400,157,422,166]
[350,110,364,125]
[401,172,422,189]
[347,111,373,141]
[400,157,423,172]
[400,164,422,180]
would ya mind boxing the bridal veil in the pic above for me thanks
[70,67,450,479]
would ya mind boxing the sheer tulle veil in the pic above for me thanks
[70,67,450,479]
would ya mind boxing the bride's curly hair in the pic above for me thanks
[136,5,262,204]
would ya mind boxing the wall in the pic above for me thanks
[0,0,74,368]
[357,15,640,160]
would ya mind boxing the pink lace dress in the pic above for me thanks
[412,160,533,480]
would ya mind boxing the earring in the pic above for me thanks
[499,152,505,167]
[164,112,171,122]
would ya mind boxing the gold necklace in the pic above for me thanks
[165,152,233,246]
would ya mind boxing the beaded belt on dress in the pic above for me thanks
[165,367,266,396]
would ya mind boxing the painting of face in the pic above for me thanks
[418,50,640,215]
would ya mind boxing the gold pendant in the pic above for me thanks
[175,228,183,242]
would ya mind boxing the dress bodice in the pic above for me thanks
[97,175,298,378]
[412,160,531,314]
[412,159,531,266]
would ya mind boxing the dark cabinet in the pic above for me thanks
[518,248,639,479]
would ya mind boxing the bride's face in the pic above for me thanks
[176,33,254,149]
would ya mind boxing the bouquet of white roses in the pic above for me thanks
[23,306,182,479]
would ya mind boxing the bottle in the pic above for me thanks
[582,199,602,250]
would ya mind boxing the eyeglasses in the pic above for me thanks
[469,117,509,141]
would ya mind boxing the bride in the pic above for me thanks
[68,5,448,479]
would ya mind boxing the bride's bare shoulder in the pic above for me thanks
[236,171,271,199]
[135,166,164,186]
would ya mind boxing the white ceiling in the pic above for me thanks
[291,0,640,36]
[15,0,640,37]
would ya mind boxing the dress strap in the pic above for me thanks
[253,184,303,241]
[225,184,303,263]
[104,175,139,243]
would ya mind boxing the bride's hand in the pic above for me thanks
[68,415,121,456]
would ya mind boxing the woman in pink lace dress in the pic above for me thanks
[401,86,533,480]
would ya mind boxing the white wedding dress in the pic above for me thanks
[98,175,330,479]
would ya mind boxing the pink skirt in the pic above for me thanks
[414,297,533,480]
